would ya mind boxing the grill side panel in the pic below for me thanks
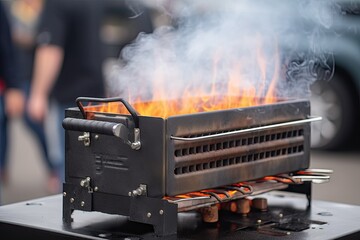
[166,100,311,196]
[64,110,166,197]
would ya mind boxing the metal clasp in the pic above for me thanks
[80,177,93,193]
[78,132,90,146]
[129,128,141,150]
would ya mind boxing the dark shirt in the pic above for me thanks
[0,2,20,93]
[37,0,153,104]
[36,0,105,104]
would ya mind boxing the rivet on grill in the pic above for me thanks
[81,201,85,207]
[63,192,67,197]
[159,210,164,215]
[70,198,74,203]
[147,213,152,218]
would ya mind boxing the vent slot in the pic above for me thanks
[174,128,304,157]
[174,144,304,175]
[173,127,305,176]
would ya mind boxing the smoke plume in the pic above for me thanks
[106,0,339,104]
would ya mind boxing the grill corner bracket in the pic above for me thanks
[129,196,178,236]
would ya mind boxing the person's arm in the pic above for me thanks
[27,45,63,122]
[0,2,25,117]
[27,0,66,122]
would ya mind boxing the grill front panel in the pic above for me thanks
[166,100,310,195]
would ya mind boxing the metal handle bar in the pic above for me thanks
[76,97,139,128]
[170,116,322,142]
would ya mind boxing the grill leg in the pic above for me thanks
[130,197,178,236]
[62,187,74,223]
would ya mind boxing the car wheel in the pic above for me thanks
[310,74,358,150]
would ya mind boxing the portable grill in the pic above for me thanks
[62,97,320,236]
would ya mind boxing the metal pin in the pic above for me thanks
[95,135,99,140]
[159,210,164,215]
[70,198,74,203]
[279,213,283,218]
[63,192,67,197]
[257,219,262,224]
[81,201,85,207]
[147,213,152,218]
[94,187,98,192]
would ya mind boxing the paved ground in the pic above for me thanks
[1,119,359,206]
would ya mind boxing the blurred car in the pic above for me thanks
[309,0,360,150]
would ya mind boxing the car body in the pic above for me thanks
[308,0,360,150]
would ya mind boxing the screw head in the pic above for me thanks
[159,210,164,215]
[63,192,67,197]
[81,201,85,207]
[94,186,98,192]
[147,213,152,218]
[70,198,74,203]
[95,135,99,140]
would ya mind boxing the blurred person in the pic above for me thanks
[0,2,25,188]
[27,0,153,187]
[6,0,60,194]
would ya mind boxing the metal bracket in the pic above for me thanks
[78,132,90,147]
[170,116,322,142]
[80,177,93,193]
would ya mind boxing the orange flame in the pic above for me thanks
[87,40,280,118]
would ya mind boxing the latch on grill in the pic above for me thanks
[78,132,90,146]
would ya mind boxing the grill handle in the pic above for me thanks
[76,97,139,128]
[170,116,322,142]
[62,118,141,150]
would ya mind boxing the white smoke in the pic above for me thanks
[107,0,339,103]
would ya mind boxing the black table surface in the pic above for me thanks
[0,192,360,240]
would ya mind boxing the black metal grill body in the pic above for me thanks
[62,98,311,236]
[167,100,310,195]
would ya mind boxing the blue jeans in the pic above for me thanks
[45,100,74,184]
[0,91,56,174]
